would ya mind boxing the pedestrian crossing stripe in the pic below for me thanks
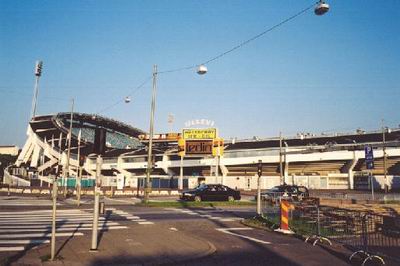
[0,247,26,252]
[0,239,50,244]
[0,232,85,239]
[0,222,121,229]
[0,207,153,252]
[0,225,128,233]
[165,208,243,222]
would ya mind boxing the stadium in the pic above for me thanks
[3,112,400,192]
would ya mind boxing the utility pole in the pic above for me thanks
[76,129,82,206]
[144,65,157,203]
[50,175,58,260]
[90,155,102,251]
[64,99,74,197]
[279,132,283,185]
[256,160,262,215]
[31,60,43,119]
[179,155,183,190]
[382,120,388,193]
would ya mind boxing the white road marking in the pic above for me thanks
[164,208,241,222]
[0,215,96,220]
[0,232,84,239]
[0,216,113,223]
[125,216,140,219]
[0,209,93,215]
[216,228,271,245]
[131,219,147,222]
[137,222,154,225]
[109,208,154,224]
[164,208,179,211]
[0,246,26,252]
[0,208,131,252]
[0,225,127,233]
[0,239,50,244]
[0,222,120,229]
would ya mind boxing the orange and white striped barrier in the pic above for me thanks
[274,199,294,234]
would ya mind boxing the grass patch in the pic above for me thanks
[242,215,278,231]
[40,254,51,262]
[136,200,256,208]
[380,200,400,204]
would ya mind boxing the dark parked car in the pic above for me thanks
[180,184,241,202]
[260,185,309,202]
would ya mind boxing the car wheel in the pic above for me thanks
[228,196,234,202]
[194,196,201,202]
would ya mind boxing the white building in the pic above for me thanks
[6,113,400,191]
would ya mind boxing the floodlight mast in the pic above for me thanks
[31,60,43,119]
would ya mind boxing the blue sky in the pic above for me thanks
[1,0,399,146]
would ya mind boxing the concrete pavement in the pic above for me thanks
[11,221,215,266]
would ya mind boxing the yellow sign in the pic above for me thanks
[178,138,185,157]
[212,138,224,156]
[182,128,217,140]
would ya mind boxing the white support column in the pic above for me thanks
[348,152,358,190]
[284,160,289,184]
[179,156,183,190]
[30,145,42,168]
[220,161,228,186]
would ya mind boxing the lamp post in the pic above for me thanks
[144,65,158,203]
[279,132,284,185]
[382,121,390,193]
[143,64,208,203]
[64,99,74,197]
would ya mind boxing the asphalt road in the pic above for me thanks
[0,195,360,266]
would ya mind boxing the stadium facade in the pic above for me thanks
[4,112,400,191]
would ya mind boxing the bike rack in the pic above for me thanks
[304,206,332,246]
[349,214,385,265]
[349,250,385,266]
[305,235,332,246]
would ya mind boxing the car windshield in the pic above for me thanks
[270,186,282,192]
[196,184,208,191]
[298,187,307,192]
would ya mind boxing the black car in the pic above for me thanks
[260,185,309,202]
[180,184,241,202]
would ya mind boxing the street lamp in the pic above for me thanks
[197,65,208,75]
[143,65,207,203]
[315,1,330,16]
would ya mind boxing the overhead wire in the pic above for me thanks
[158,1,317,74]
[96,1,317,113]
[96,75,152,115]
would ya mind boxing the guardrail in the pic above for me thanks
[261,198,400,265]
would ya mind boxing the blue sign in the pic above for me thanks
[365,145,374,170]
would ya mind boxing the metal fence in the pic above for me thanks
[261,198,400,265]
[309,191,400,201]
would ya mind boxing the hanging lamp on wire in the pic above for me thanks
[196,65,208,75]
[315,1,329,15]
